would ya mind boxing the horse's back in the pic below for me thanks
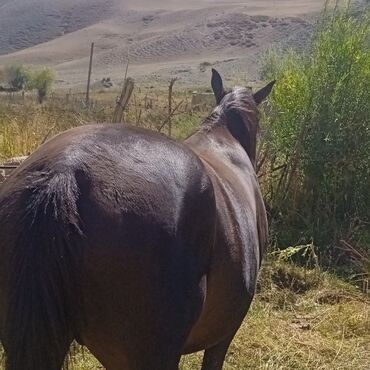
[2,123,213,230]
[0,124,216,369]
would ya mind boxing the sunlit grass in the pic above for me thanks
[0,87,205,162]
[3,262,367,370]
[0,259,368,370]
[0,4,369,367]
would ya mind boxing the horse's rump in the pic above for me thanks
[0,124,216,369]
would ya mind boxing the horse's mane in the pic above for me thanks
[199,88,260,163]
[201,87,259,132]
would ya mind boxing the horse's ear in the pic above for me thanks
[253,80,276,105]
[211,68,226,105]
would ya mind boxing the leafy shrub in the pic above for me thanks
[28,68,55,103]
[3,65,31,91]
[260,2,370,269]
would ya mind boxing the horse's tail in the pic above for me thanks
[3,169,84,370]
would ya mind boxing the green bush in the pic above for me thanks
[0,68,4,83]
[28,68,55,103]
[260,2,370,269]
[3,64,31,91]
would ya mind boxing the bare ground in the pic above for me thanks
[0,1,363,88]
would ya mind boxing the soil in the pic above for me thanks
[0,1,364,88]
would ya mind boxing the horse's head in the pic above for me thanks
[210,68,275,167]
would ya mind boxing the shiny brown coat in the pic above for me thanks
[0,70,274,370]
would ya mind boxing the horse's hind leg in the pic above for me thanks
[80,245,205,370]
[201,332,236,370]
[84,325,185,370]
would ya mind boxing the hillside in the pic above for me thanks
[0,1,362,87]
[0,0,117,54]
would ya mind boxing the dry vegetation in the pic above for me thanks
[1,259,367,369]
[0,89,369,370]
[0,88,203,162]
[0,3,369,368]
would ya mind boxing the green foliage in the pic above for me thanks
[0,65,55,101]
[3,64,31,91]
[260,3,370,267]
[28,68,55,103]
[271,243,318,267]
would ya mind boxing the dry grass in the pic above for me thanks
[0,94,369,369]
[0,89,203,162]
[0,103,85,160]
[182,262,369,369]
[81,262,369,370]
[2,261,367,370]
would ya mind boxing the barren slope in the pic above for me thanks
[0,1,357,87]
[0,0,117,54]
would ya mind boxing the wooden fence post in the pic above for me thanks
[112,78,135,123]
[85,42,95,108]
[66,89,71,104]
[168,78,177,137]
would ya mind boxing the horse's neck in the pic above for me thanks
[185,125,266,263]
[185,126,229,156]
[188,127,264,280]
[185,127,255,177]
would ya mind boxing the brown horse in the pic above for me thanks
[0,69,274,370]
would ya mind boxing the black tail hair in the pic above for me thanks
[4,169,84,370]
